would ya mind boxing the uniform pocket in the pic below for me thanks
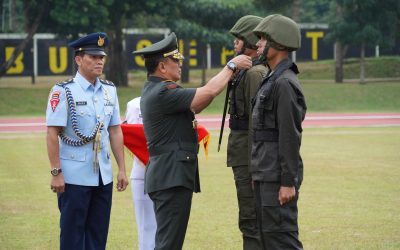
[261,191,281,232]
[261,100,276,128]
[75,106,93,130]
[103,106,114,126]
[176,150,197,163]
[60,148,86,162]
[260,184,299,232]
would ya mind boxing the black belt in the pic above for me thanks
[229,118,249,130]
[148,142,198,156]
[253,129,279,142]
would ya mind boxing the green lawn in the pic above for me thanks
[1,56,399,116]
[0,127,399,249]
[0,81,399,116]
[0,56,399,249]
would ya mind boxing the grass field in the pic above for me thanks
[0,127,400,249]
[0,56,399,116]
[0,56,399,249]
[0,81,400,116]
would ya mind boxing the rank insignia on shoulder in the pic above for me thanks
[56,78,73,87]
[50,90,61,112]
[100,79,115,86]
[166,83,178,89]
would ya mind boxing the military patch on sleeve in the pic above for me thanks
[50,90,61,112]
[166,83,178,89]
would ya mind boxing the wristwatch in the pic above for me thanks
[226,61,237,72]
[50,168,62,176]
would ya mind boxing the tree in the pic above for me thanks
[170,0,256,83]
[0,0,49,78]
[252,0,300,21]
[328,0,400,83]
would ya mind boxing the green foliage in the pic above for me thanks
[252,0,293,13]
[300,0,333,23]
[328,0,400,48]
[40,0,112,36]
[170,0,257,45]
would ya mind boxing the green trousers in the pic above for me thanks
[254,181,303,250]
[149,186,193,250]
[232,165,262,250]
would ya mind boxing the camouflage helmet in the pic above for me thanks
[253,14,301,51]
[230,15,263,48]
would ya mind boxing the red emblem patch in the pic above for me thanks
[50,91,61,112]
[166,84,178,89]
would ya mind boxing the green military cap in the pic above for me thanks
[253,14,301,51]
[132,32,184,60]
[230,15,263,48]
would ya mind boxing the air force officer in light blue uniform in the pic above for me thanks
[46,32,129,250]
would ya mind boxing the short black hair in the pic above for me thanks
[74,51,85,57]
[145,57,168,74]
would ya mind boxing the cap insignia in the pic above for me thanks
[98,36,105,47]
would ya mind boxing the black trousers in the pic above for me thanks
[254,181,303,250]
[149,186,193,250]
[57,180,113,250]
[232,165,262,250]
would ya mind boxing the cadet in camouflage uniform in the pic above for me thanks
[251,15,307,249]
[132,32,252,250]
[227,15,268,250]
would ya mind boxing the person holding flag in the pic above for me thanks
[125,96,157,250]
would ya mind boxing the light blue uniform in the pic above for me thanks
[46,71,121,186]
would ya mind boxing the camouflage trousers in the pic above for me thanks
[232,165,262,250]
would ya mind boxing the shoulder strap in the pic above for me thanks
[56,78,74,87]
[99,78,115,87]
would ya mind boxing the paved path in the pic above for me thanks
[1,113,400,133]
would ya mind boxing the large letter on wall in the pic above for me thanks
[220,47,234,65]
[49,47,68,73]
[306,31,324,60]
[178,39,198,67]
[5,47,24,74]
[134,40,153,67]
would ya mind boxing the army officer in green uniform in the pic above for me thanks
[251,15,307,249]
[132,32,252,250]
[227,15,268,250]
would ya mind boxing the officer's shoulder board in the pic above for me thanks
[99,78,115,87]
[56,78,74,87]
[164,80,179,90]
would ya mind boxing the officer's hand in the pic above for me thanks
[116,171,129,192]
[231,55,252,70]
[50,174,65,193]
[278,186,296,206]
